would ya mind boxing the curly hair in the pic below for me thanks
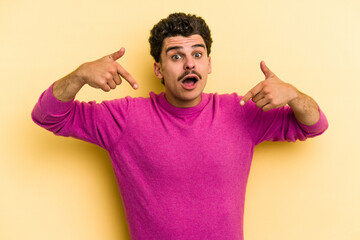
[149,13,212,63]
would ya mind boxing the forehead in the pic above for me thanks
[162,34,206,52]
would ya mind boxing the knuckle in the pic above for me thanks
[110,63,119,72]
[263,87,271,94]
[98,79,107,86]
[97,78,105,84]
[108,68,116,75]
[104,72,113,81]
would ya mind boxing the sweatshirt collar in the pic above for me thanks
[155,92,209,115]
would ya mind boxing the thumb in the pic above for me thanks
[260,61,274,79]
[109,48,125,61]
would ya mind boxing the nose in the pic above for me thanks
[184,56,195,70]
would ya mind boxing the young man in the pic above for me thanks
[32,13,328,240]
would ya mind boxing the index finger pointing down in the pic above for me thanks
[240,82,263,106]
[117,64,138,89]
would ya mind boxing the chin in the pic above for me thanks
[180,91,202,102]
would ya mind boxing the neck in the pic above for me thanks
[164,93,202,108]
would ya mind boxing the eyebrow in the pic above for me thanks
[165,44,206,54]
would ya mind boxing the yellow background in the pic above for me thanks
[1,0,359,239]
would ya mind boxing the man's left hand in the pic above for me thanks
[240,61,298,111]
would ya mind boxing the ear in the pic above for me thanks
[154,62,163,79]
[208,56,212,74]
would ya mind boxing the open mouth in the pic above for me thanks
[181,76,198,89]
[182,77,198,84]
[179,73,201,90]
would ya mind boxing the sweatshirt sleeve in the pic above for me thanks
[31,84,130,150]
[239,96,328,145]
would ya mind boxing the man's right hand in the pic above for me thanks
[53,48,138,102]
[77,48,138,91]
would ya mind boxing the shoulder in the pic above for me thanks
[102,94,152,106]
[99,93,159,115]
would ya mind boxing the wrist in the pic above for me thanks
[287,86,301,108]
[53,71,85,102]
[287,90,320,126]
[67,69,86,90]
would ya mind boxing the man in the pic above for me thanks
[32,13,328,240]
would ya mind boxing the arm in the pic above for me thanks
[32,48,138,149]
[53,48,138,102]
[240,61,319,126]
[287,91,319,126]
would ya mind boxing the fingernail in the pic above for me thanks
[240,100,245,106]
[133,83,138,89]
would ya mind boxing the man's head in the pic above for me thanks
[149,13,212,63]
[149,13,213,108]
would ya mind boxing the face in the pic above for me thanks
[154,34,212,108]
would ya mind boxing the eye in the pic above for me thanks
[194,52,202,58]
[171,54,181,60]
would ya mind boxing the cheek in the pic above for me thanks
[163,68,179,80]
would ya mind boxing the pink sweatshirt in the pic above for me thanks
[32,86,328,240]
